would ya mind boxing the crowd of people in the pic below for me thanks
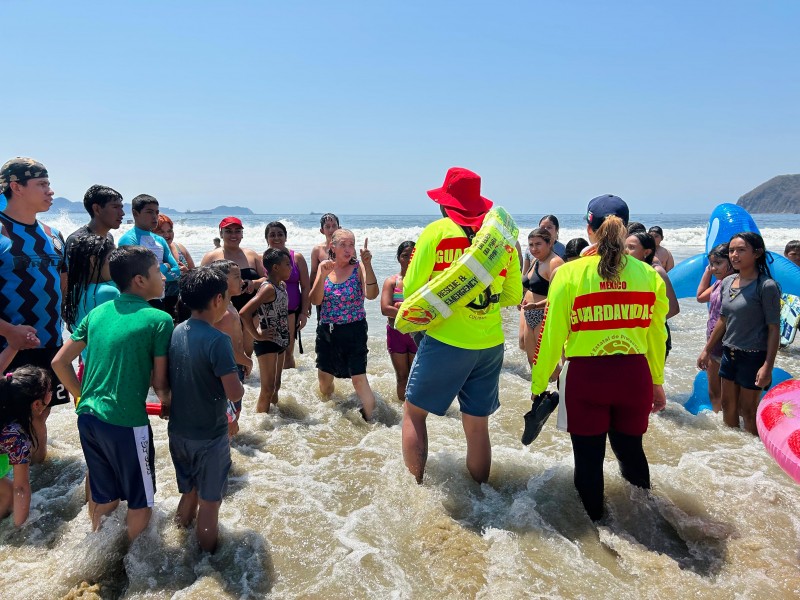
[0,157,797,547]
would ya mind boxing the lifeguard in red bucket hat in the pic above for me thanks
[400,167,522,484]
[426,167,493,229]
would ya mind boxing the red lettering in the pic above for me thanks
[570,291,656,331]
[433,237,471,271]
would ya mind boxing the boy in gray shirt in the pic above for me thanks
[168,267,244,553]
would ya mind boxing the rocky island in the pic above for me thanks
[50,197,254,215]
[737,174,800,213]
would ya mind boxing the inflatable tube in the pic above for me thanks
[684,367,794,414]
[768,253,800,297]
[671,251,800,299]
[668,253,708,299]
[756,379,800,484]
[670,203,800,299]
[704,203,759,255]
[395,206,519,333]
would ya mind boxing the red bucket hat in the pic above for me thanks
[427,167,493,229]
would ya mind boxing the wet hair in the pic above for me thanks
[539,215,560,231]
[564,238,589,261]
[208,259,239,275]
[785,240,800,255]
[648,225,664,238]
[594,216,628,281]
[0,366,51,451]
[729,231,773,278]
[83,185,123,218]
[263,247,291,272]
[708,242,730,261]
[320,213,340,228]
[627,232,656,265]
[179,266,228,311]
[131,194,158,213]
[265,221,287,239]
[328,228,355,260]
[528,227,553,245]
[64,234,115,329]
[397,240,415,260]
[213,237,220,244]
[155,214,174,233]
[109,246,158,292]
[627,221,646,235]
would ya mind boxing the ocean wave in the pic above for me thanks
[46,211,799,258]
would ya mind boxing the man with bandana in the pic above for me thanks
[0,158,67,462]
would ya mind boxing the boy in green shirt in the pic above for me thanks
[52,246,173,541]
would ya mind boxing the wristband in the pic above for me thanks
[366,281,377,285]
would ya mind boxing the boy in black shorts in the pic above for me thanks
[168,267,244,552]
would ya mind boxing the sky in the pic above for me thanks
[2,1,798,214]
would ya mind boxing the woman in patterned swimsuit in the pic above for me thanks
[310,229,379,420]
[521,227,564,365]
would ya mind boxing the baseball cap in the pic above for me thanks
[0,157,48,195]
[584,194,629,229]
[219,217,243,229]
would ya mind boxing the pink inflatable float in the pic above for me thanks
[757,379,800,484]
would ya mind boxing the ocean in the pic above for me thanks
[2,210,800,599]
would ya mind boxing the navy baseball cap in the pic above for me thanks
[584,194,629,229]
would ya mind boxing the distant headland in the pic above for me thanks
[737,174,800,214]
[50,197,254,216]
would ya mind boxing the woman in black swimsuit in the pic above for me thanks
[521,227,563,365]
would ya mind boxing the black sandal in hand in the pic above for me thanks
[521,391,559,446]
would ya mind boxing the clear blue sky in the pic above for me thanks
[3,1,798,214]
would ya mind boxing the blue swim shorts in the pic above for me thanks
[77,413,156,509]
[405,335,504,417]
[169,432,232,502]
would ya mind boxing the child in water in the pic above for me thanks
[63,234,119,334]
[240,249,293,413]
[311,229,378,420]
[52,246,173,541]
[168,267,244,553]
[309,213,340,297]
[380,241,417,401]
[696,243,734,412]
[698,232,781,434]
[563,238,589,262]
[0,366,51,527]
[209,260,253,413]
[785,240,800,267]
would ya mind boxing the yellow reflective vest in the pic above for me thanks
[531,255,668,394]
[404,217,522,349]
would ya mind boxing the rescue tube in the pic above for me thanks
[145,401,237,422]
[756,379,800,484]
[684,367,793,414]
[394,206,518,333]
[669,203,800,299]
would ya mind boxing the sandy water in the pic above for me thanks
[1,213,799,599]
